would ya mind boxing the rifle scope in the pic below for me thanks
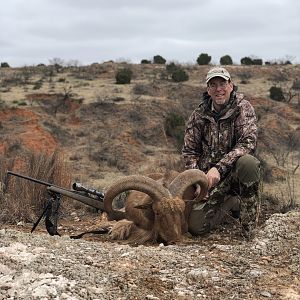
[72,182,104,199]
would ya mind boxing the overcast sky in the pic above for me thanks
[1,0,299,67]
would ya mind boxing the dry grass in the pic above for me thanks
[0,63,299,210]
[0,150,71,224]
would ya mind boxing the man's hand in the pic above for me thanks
[193,167,220,200]
[206,167,220,189]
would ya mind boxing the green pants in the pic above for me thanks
[188,154,260,236]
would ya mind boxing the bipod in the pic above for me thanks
[31,190,61,236]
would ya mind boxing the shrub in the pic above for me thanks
[165,112,185,151]
[165,112,185,130]
[153,55,166,64]
[256,153,274,183]
[265,58,294,65]
[133,83,153,96]
[292,79,300,90]
[33,79,44,90]
[269,71,289,82]
[1,62,10,68]
[171,68,189,82]
[115,68,133,84]
[166,63,189,82]
[166,62,178,74]
[252,59,263,65]
[269,86,285,101]
[236,70,252,84]
[141,59,151,64]
[240,57,263,65]
[220,55,233,65]
[241,57,253,65]
[196,53,211,65]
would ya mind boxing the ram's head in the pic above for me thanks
[103,169,208,244]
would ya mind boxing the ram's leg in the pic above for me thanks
[109,219,135,240]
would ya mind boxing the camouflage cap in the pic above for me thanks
[206,67,231,83]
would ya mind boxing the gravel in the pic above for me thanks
[0,210,300,300]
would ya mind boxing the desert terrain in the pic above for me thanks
[0,62,299,299]
[0,63,299,190]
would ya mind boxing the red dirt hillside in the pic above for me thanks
[0,108,58,154]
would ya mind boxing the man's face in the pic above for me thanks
[207,77,233,111]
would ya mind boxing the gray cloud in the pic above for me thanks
[1,0,299,66]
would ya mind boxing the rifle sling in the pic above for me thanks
[70,228,109,239]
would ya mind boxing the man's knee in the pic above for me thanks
[235,154,260,186]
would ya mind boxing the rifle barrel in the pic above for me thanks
[7,171,52,187]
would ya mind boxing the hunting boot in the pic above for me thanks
[188,193,240,236]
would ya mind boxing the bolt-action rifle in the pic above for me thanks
[5,171,105,236]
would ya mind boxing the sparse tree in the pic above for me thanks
[66,59,80,67]
[269,86,285,101]
[166,62,178,74]
[241,57,253,65]
[141,59,151,64]
[49,57,65,66]
[49,57,64,73]
[1,62,10,68]
[171,68,189,82]
[165,112,185,151]
[269,70,289,83]
[252,58,263,65]
[265,55,295,65]
[270,72,299,103]
[292,79,300,90]
[220,55,233,65]
[115,68,133,84]
[236,70,252,84]
[283,86,299,103]
[196,53,211,65]
[153,55,166,64]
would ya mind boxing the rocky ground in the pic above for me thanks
[0,209,299,300]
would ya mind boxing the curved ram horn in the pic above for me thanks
[104,175,171,220]
[168,169,208,200]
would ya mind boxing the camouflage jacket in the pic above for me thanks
[182,91,257,179]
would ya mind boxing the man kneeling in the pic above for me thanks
[182,67,260,238]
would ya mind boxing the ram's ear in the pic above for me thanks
[134,202,153,209]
